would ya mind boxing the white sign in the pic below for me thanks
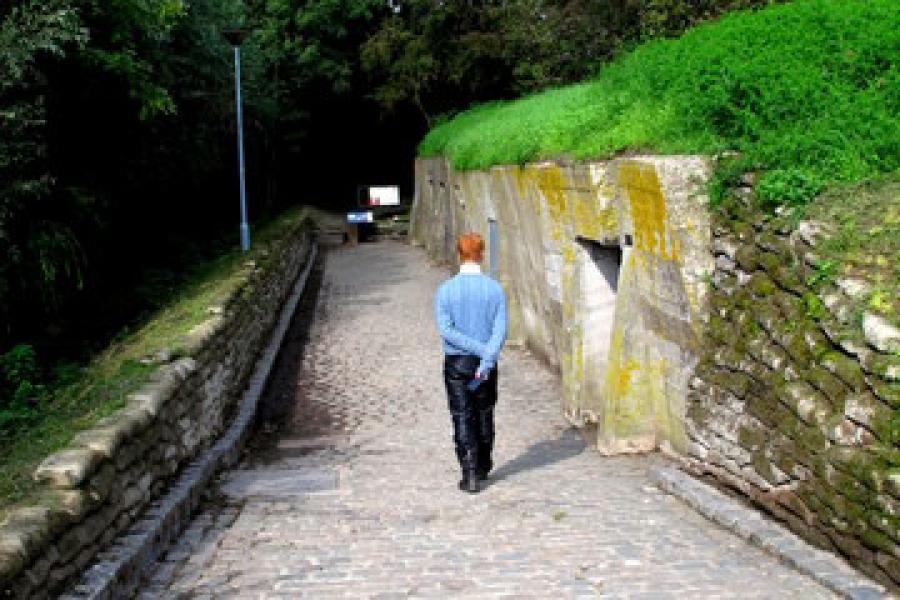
[367,186,400,206]
[347,211,374,224]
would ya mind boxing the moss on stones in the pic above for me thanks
[802,326,833,360]
[772,290,805,322]
[773,266,805,294]
[707,314,737,344]
[738,425,767,452]
[734,246,759,272]
[819,351,868,393]
[777,381,830,425]
[804,368,848,406]
[749,272,777,298]
[861,527,896,555]
[757,252,783,276]
[751,451,778,485]
[693,196,900,587]
[706,370,752,400]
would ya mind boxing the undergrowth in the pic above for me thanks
[0,206,309,515]
[419,0,899,206]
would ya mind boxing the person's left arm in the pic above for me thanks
[478,289,508,377]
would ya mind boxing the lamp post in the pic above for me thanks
[223,27,251,252]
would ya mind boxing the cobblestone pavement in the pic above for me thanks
[144,240,835,599]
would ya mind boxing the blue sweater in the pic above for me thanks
[435,269,508,374]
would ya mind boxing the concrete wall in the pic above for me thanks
[0,218,316,598]
[412,156,713,454]
[685,194,900,587]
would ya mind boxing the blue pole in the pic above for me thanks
[234,45,250,252]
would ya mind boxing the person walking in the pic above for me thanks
[435,232,508,493]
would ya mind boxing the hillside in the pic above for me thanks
[419,0,899,207]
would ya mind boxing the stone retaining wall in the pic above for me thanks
[684,193,900,587]
[0,217,316,598]
[412,156,713,454]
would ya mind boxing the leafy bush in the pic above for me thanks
[420,0,900,207]
[756,169,824,207]
[0,344,44,430]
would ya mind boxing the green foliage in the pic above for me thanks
[0,2,88,336]
[804,259,837,288]
[708,155,751,206]
[756,169,824,207]
[362,0,774,126]
[0,0,251,349]
[805,179,900,327]
[0,344,45,432]
[249,0,388,136]
[419,0,900,208]
[0,345,43,407]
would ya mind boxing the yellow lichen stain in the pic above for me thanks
[569,185,619,240]
[561,351,574,395]
[574,341,584,382]
[512,166,527,197]
[601,320,667,439]
[561,327,586,405]
[562,280,577,322]
[536,166,567,220]
[572,191,617,241]
[619,162,677,263]
[603,328,634,399]
[518,164,566,242]
[516,165,558,222]
[561,241,576,266]
[514,166,543,217]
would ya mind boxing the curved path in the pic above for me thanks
[143,240,834,599]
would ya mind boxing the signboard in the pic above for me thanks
[347,211,374,224]
[366,186,400,207]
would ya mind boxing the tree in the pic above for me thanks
[0,1,86,341]
[360,0,779,126]
[361,0,510,127]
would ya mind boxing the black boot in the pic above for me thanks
[476,406,495,482]
[458,450,479,493]
[458,471,479,493]
[476,459,492,481]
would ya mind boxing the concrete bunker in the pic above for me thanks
[412,157,713,454]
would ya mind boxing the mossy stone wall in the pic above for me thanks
[0,220,316,598]
[685,193,900,588]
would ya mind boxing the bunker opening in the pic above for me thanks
[575,236,622,396]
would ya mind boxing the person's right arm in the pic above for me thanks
[435,284,487,357]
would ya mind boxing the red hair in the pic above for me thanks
[457,232,484,263]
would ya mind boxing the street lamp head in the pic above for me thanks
[222,27,250,46]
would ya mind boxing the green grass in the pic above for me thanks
[0,206,309,518]
[420,0,899,205]
[803,178,900,327]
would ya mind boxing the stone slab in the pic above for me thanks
[220,469,339,498]
[651,466,888,600]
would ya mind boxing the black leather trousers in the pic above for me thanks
[443,354,498,476]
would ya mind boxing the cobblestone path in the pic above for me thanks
[146,241,834,599]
